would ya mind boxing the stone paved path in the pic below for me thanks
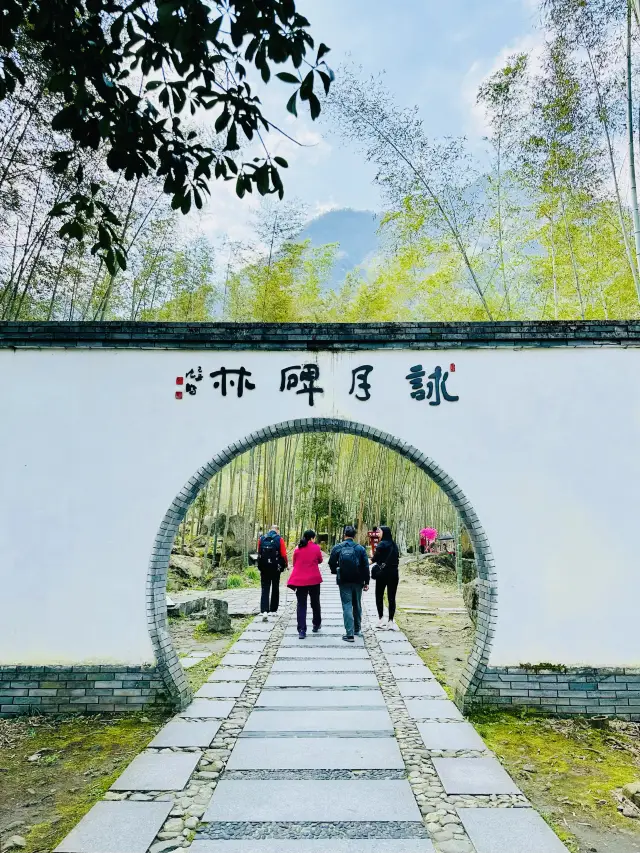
[55,572,569,853]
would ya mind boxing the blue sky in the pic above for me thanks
[198,0,542,243]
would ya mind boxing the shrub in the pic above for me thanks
[227,575,243,588]
[246,568,260,583]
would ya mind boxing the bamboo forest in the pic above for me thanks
[5,0,640,322]
[173,433,466,578]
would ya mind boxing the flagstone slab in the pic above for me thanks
[456,807,568,852]
[380,643,415,654]
[405,699,463,721]
[55,801,173,853]
[276,647,368,659]
[280,635,365,647]
[220,653,260,667]
[231,642,266,653]
[417,722,488,752]
[265,672,379,688]
[191,840,435,853]
[111,751,201,791]
[256,689,385,707]
[391,665,435,680]
[377,633,409,643]
[180,699,235,718]
[181,656,208,670]
[397,680,446,698]
[242,709,393,734]
[271,660,374,672]
[385,654,426,666]
[149,719,222,748]
[203,779,422,822]
[208,667,252,681]
[196,682,245,698]
[433,758,521,795]
[227,736,404,770]
[285,626,350,635]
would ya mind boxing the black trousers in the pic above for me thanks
[260,569,281,613]
[295,585,321,632]
[375,571,399,620]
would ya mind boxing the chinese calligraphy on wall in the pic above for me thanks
[174,362,458,406]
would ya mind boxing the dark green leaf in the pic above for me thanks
[286,92,298,116]
[308,92,321,120]
[276,72,299,84]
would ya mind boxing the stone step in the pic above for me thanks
[54,801,173,853]
[265,673,379,688]
[226,736,404,770]
[255,689,385,708]
[271,660,374,672]
[276,648,369,659]
[242,709,393,735]
[202,779,422,822]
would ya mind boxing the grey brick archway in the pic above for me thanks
[147,418,498,710]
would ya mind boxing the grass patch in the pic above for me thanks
[187,615,253,692]
[227,575,243,588]
[0,713,167,852]
[396,611,454,698]
[468,707,640,840]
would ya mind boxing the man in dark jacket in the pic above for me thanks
[329,525,370,642]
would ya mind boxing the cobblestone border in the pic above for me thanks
[147,419,497,712]
[364,622,528,853]
[106,609,291,849]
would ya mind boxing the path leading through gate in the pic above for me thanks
[55,567,568,853]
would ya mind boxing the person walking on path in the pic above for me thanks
[367,525,381,558]
[257,524,288,621]
[287,529,323,639]
[329,525,370,642]
[373,525,400,630]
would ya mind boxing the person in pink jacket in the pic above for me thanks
[287,529,323,639]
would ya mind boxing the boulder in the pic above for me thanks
[463,578,479,626]
[206,598,232,633]
[623,781,640,808]
[169,553,204,579]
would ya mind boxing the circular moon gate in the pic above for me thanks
[147,418,497,709]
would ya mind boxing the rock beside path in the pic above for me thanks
[207,598,232,633]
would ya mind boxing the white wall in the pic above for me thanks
[1,346,638,667]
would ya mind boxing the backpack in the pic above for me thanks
[259,532,282,571]
[337,539,361,582]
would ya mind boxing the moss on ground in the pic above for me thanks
[468,708,640,848]
[0,615,254,851]
[0,713,167,852]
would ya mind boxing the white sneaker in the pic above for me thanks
[261,612,268,622]
[386,620,398,630]
[376,618,386,629]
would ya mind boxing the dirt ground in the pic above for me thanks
[396,557,640,853]
[0,616,246,853]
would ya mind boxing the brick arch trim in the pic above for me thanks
[146,418,498,709]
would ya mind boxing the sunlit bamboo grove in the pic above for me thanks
[177,434,458,565]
